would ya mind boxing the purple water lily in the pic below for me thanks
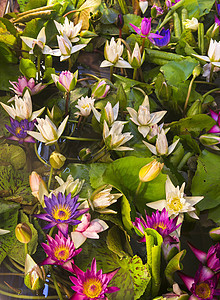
[209,109,220,133]
[5,117,36,143]
[133,208,181,242]
[216,2,220,15]
[189,242,220,273]
[215,15,220,27]
[41,231,81,272]
[129,17,162,43]
[35,192,89,237]
[153,28,171,47]
[9,76,46,96]
[179,265,220,299]
[70,258,120,300]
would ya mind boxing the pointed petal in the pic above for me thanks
[114,59,132,68]
[192,54,210,62]
[187,211,199,219]
[185,196,203,205]
[106,268,120,281]
[30,107,45,121]
[188,242,207,263]
[26,131,47,143]
[150,111,167,125]
[129,23,141,35]
[91,106,101,122]
[168,139,179,155]
[178,272,194,291]
[71,44,87,54]
[20,36,35,48]
[142,140,157,155]
[138,126,150,138]
[146,200,166,211]
[57,223,69,237]
[57,115,69,138]
[71,232,87,248]
[210,109,218,122]
[100,60,113,68]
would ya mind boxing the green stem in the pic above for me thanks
[49,266,64,300]
[133,68,138,80]
[3,261,19,273]
[48,226,55,238]
[183,75,196,115]
[82,73,100,81]
[48,166,54,190]
[61,136,100,142]
[65,91,70,116]
[34,143,50,167]
[209,63,215,83]
[202,87,220,100]
[141,38,145,55]
[110,66,114,82]
[8,258,24,273]
[37,55,41,82]
[55,142,61,152]
[177,152,193,171]
[24,243,28,257]
[135,181,142,198]
[68,57,73,71]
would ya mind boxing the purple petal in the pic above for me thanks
[210,109,219,122]
[178,272,194,291]
[105,286,120,293]
[188,242,207,264]
[40,257,56,266]
[57,223,69,237]
[105,268,120,282]
[209,125,220,133]
[129,23,141,35]
[196,266,214,282]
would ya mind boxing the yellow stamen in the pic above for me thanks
[15,127,22,135]
[153,222,167,231]
[82,104,89,109]
[54,245,70,261]
[195,282,211,299]
[52,205,71,221]
[168,197,183,212]
[83,278,103,298]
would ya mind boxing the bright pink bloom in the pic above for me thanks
[51,70,78,93]
[70,258,120,299]
[9,76,46,96]
[209,109,220,133]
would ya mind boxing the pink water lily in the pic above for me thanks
[51,70,78,93]
[9,76,46,96]
[209,109,220,133]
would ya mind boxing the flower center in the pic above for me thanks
[54,245,70,261]
[52,205,71,221]
[153,222,167,231]
[15,127,23,135]
[168,197,183,212]
[82,104,89,109]
[83,278,103,298]
[195,282,211,299]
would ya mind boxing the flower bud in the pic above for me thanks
[24,254,45,290]
[187,99,202,117]
[79,148,92,161]
[127,43,144,69]
[116,14,124,29]
[139,159,164,182]
[15,223,32,244]
[47,105,63,127]
[209,227,220,241]
[29,171,47,200]
[199,134,220,146]
[45,55,53,68]
[193,65,202,77]
[49,151,66,169]
[91,80,110,99]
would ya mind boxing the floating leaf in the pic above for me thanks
[19,58,36,79]
[184,0,215,18]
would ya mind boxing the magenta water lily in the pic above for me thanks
[35,192,89,237]
[9,76,46,96]
[5,117,36,143]
[70,258,120,299]
[209,109,220,133]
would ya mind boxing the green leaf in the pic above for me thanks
[24,0,47,11]
[0,21,17,47]
[19,58,37,79]
[121,195,133,234]
[0,62,20,91]
[0,200,20,264]
[0,95,11,134]
[191,150,220,211]
[0,144,26,170]
[164,250,186,284]
[208,205,220,225]
[184,0,215,18]
[0,42,17,64]
[8,211,38,265]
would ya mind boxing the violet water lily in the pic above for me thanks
[9,76,46,96]
[41,231,82,272]
[34,192,89,237]
[153,28,171,47]
[70,258,120,299]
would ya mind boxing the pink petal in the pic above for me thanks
[188,242,207,264]
[178,272,194,291]
[129,23,141,35]
[105,268,120,282]
[210,109,218,122]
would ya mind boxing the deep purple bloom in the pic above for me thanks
[153,28,171,47]
[179,265,220,300]
[133,208,181,242]
[35,192,89,237]
[189,242,220,273]
[208,109,220,133]
[41,231,81,272]
[129,17,162,43]
[216,2,220,15]
[5,117,36,143]
[9,76,46,96]
[70,258,120,300]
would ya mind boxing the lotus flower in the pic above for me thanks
[75,96,95,118]
[92,102,119,126]
[40,231,81,272]
[9,76,46,96]
[27,115,68,145]
[153,28,171,47]
[179,265,220,300]
[208,109,220,133]
[51,70,78,93]
[71,213,108,248]
[0,90,45,121]
[5,118,36,143]
[133,208,181,242]
[54,18,82,43]
[193,39,220,67]
[34,192,89,237]
[70,258,120,299]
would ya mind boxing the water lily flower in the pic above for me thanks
[75,96,95,118]
[34,192,89,237]
[208,109,220,133]
[179,265,220,300]
[129,17,162,43]
[151,4,164,16]
[9,76,46,96]
[166,0,180,9]
[70,258,120,300]
[27,115,68,146]
[127,42,145,69]
[52,34,86,61]
[51,70,78,93]
[133,208,181,242]
[5,118,36,143]
[103,120,133,151]
[188,242,220,273]
[91,80,110,99]
[0,90,45,121]
[193,39,220,67]
[143,128,179,156]
[92,102,119,126]
[139,0,148,14]
[127,96,166,138]
[21,27,53,55]
[71,213,108,248]
[54,175,84,198]
[202,63,220,81]
[24,254,45,290]
[153,28,171,47]
[183,17,199,31]
[41,231,81,272]
[100,37,132,68]
[54,18,82,43]
[146,176,203,223]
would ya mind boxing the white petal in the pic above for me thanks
[114,59,132,68]
[142,140,157,155]
[30,107,45,121]
[20,36,35,49]
[150,110,167,125]
[127,107,139,125]
[91,106,101,122]
[57,115,69,138]
[71,232,87,248]
[187,211,199,219]
[138,125,150,138]
[185,196,203,205]
[0,103,16,118]
[146,200,166,211]
[192,54,210,62]
[168,139,180,155]
[70,44,87,54]
[100,60,113,68]
[26,131,47,143]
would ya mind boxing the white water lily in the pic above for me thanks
[127,96,166,138]
[193,39,220,67]
[75,96,95,117]
[100,37,132,68]
[27,115,68,145]
[183,17,199,31]
[0,90,45,121]
[52,34,86,61]
[143,128,179,156]
[103,120,133,151]
[21,27,53,55]
[92,102,119,126]
[54,18,82,43]
[146,176,203,223]
[127,42,145,69]
[54,175,84,197]
[0,229,10,235]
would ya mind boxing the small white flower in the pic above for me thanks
[127,42,145,69]
[202,63,220,81]
[0,90,44,121]
[75,96,95,117]
[54,18,82,43]
[92,101,119,126]
[146,176,203,223]
[127,96,166,138]
[27,115,68,145]
[183,17,199,31]
[193,39,220,67]
[54,175,84,197]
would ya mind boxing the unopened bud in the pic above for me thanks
[199,134,220,146]
[193,65,202,77]
[29,171,47,200]
[91,80,110,99]
[24,254,45,290]
[79,148,92,161]
[15,223,32,244]
[49,151,66,169]
[209,227,220,241]
[116,14,124,29]
[45,55,53,68]
[187,99,202,117]
[139,159,164,182]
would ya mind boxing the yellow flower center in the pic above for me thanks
[83,278,103,298]
[54,245,70,261]
[168,197,183,212]
[195,282,211,299]
[15,127,22,135]
[52,205,71,221]
[82,104,89,109]
[153,222,167,231]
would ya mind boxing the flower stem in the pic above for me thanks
[133,68,138,80]
[183,75,196,115]
[110,66,114,82]
[209,63,215,82]
[55,142,60,152]
[65,91,70,116]
[48,166,54,190]
[141,38,145,55]
[202,87,220,100]
[61,136,100,142]
[37,55,41,82]
[68,57,73,71]
[135,181,142,198]
[49,266,64,300]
